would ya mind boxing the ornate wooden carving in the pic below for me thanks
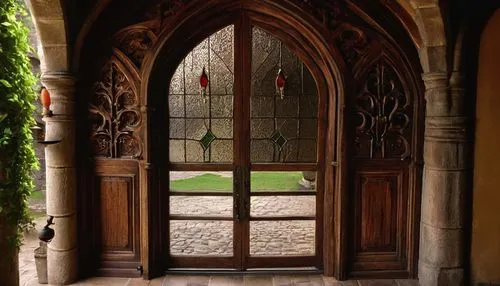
[354,59,411,159]
[89,60,142,159]
[114,25,158,69]
[335,26,369,66]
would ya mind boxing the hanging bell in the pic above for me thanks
[199,67,209,102]
[275,69,286,99]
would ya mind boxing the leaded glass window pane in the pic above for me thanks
[168,25,234,163]
[250,26,318,163]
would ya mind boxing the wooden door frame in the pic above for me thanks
[141,0,345,278]
[75,0,427,280]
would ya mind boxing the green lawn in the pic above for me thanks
[170,171,304,192]
[29,190,44,201]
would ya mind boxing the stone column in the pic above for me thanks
[42,72,78,285]
[419,72,467,285]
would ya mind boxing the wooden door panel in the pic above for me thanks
[93,159,140,276]
[358,174,397,252]
[99,177,133,251]
[351,168,408,275]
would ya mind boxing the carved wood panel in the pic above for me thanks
[354,58,411,159]
[89,60,142,159]
[93,159,140,276]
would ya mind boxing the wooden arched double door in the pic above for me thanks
[86,1,422,279]
[163,18,324,270]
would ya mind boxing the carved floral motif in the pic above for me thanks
[115,28,157,68]
[354,60,411,159]
[295,1,369,67]
[89,60,142,158]
[335,27,369,66]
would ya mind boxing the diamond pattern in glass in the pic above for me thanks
[200,129,216,151]
[270,130,287,150]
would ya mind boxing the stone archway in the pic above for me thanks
[25,0,468,285]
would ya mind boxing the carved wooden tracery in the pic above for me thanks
[354,58,411,159]
[89,60,142,158]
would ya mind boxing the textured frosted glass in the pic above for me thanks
[168,25,234,163]
[169,95,184,117]
[212,119,233,139]
[250,26,318,163]
[169,63,184,95]
[169,118,185,139]
[251,119,274,139]
[211,140,233,162]
[169,140,185,162]
[211,95,233,117]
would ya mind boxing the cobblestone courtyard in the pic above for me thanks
[168,171,317,256]
[169,195,316,256]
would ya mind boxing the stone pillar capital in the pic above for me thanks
[422,72,448,89]
[422,72,452,117]
[41,72,77,91]
[41,72,78,120]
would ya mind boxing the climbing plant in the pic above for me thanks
[0,0,38,252]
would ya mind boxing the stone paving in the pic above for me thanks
[169,194,316,256]
[20,274,420,286]
[19,217,46,286]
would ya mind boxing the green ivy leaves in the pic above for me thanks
[0,0,38,250]
[0,79,12,87]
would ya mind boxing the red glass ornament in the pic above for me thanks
[200,67,209,102]
[200,67,209,88]
[40,87,51,108]
[276,69,286,99]
[40,87,52,116]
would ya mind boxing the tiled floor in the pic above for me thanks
[23,275,420,286]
